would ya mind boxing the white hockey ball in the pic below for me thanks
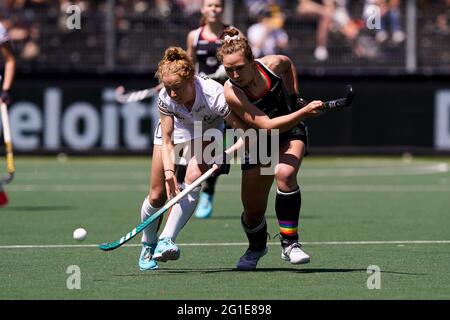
[73,228,87,241]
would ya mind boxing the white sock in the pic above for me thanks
[159,183,201,241]
[141,197,162,244]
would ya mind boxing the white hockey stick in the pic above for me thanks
[115,85,161,104]
[0,102,14,185]
[115,66,228,104]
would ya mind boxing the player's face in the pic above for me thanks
[162,74,195,106]
[201,0,223,23]
[222,51,254,87]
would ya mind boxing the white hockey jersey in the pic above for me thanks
[155,75,230,144]
[0,23,9,45]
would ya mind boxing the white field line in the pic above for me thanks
[1,240,450,249]
[21,172,146,180]
[17,162,450,180]
[6,184,450,192]
[302,162,449,177]
[6,184,149,192]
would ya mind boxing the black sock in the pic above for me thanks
[275,187,301,244]
[202,175,218,195]
[241,213,267,251]
[175,165,187,183]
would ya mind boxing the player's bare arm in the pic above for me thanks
[224,80,323,134]
[223,110,250,154]
[186,30,197,64]
[160,112,180,198]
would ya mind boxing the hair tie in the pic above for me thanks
[224,35,240,43]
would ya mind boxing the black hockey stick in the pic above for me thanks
[322,85,354,110]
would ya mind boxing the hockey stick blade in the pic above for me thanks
[0,173,14,185]
[99,167,216,251]
[323,85,354,109]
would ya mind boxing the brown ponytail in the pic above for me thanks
[216,27,254,63]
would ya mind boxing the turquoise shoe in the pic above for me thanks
[194,192,213,219]
[138,242,158,271]
[152,238,180,262]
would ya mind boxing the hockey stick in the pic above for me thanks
[0,103,14,183]
[115,67,228,104]
[115,85,161,104]
[99,167,216,251]
[322,85,354,110]
[0,102,15,206]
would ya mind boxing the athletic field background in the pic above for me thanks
[1,156,449,299]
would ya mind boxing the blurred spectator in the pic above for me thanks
[297,0,363,61]
[0,20,15,105]
[175,0,203,27]
[58,0,86,31]
[175,0,202,16]
[296,0,334,61]
[58,1,105,29]
[435,0,450,35]
[154,0,172,18]
[334,1,361,39]
[363,0,405,44]
[245,0,287,20]
[333,0,368,58]
[0,0,446,74]
[247,5,289,58]
[0,0,40,61]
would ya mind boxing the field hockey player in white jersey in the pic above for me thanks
[184,0,244,219]
[138,47,246,271]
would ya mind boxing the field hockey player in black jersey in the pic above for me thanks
[217,27,326,270]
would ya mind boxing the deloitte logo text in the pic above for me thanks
[3,88,154,152]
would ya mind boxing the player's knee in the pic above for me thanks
[149,189,166,208]
[274,166,297,190]
[184,169,202,185]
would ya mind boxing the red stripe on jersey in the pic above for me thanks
[243,63,271,100]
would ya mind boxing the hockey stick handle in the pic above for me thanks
[116,70,226,104]
[323,97,349,109]
[0,102,14,175]
[99,167,217,251]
